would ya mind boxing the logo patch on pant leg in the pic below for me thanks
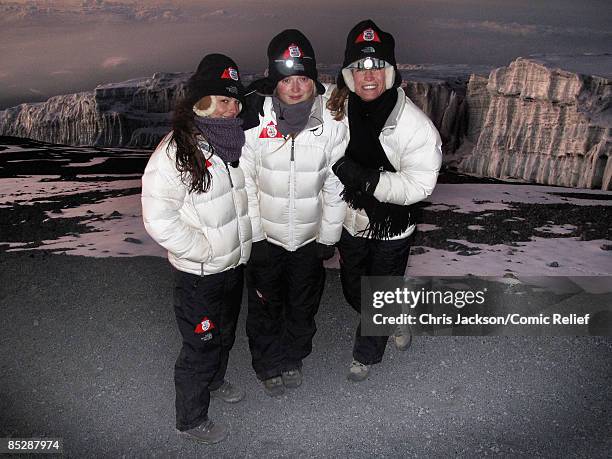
[255,289,268,303]
[195,316,215,334]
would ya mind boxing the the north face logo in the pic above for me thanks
[283,44,303,59]
[221,67,239,81]
[259,121,283,138]
[195,317,215,334]
[356,28,381,43]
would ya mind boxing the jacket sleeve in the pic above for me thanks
[372,118,442,206]
[141,139,212,262]
[240,131,266,242]
[317,121,348,245]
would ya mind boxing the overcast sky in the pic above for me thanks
[1,0,610,108]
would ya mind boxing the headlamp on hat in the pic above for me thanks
[348,57,388,71]
[274,57,307,76]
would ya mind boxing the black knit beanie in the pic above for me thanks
[185,53,246,106]
[336,19,402,90]
[266,29,325,95]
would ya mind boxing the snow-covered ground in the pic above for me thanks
[2,173,610,277]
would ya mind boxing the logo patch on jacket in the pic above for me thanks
[259,121,283,139]
[283,44,303,59]
[195,317,215,334]
[205,159,213,168]
[221,67,239,81]
[355,28,381,43]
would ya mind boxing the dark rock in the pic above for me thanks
[547,261,560,267]
[124,237,142,244]
[600,244,612,251]
[109,211,122,217]
[411,247,427,255]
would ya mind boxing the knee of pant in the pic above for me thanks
[246,317,282,338]
[176,344,221,371]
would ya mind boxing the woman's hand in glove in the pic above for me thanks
[316,243,335,261]
[332,157,380,195]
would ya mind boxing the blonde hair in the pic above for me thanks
[326,86,350,121]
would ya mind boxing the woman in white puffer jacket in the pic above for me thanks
[141,54,251,445]
[240,29,347,397]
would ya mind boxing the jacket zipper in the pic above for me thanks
[224,161,243,261]
[288,137,295,250]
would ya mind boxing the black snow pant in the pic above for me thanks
[246,241,325,381]
[337,228,412,365]
[172,265,243,431]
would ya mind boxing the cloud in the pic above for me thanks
[28,88,43,95]
[50,70,74,76]
[201,9,229,19]
[0,1,185,25]
[101,57,129,69]
[432,19,612,38]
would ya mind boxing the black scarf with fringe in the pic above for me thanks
[343,89,414,239]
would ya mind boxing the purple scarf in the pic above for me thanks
[194,116,245,163]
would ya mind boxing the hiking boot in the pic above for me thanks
[281,368,303,389]
[347,359,370,382]
[178,419,228,444]
[263,376,285,397]
[210,381,245,403]
[393,324,413,351]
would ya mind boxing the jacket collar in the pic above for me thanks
[381,87,405,131]
[264,95,324,132]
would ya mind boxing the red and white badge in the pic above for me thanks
[283,44,303,59]
[205,159,213,168]
[221,67,239,81]
[259,121,283,139]
[355,28,381,43]
[195,316,215,334]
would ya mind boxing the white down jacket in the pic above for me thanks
[241,91,348,251]
[343,87,443,240]
[141,134,252,275]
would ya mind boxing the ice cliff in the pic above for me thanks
[458,56,611,190]
[0,72,189,147]
[1,56,610,189]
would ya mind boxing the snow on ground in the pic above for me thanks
[426,183,612,210]
[0,175,141,205]
[408,238,611,277]
[2,173,609,277]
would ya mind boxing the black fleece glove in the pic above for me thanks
[316,243,335,261]
[249,240,270,265]
[240,78,272,131]
[332,156,380,195]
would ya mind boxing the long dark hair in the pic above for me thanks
[168,96,212,193]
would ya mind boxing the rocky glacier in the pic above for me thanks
[0,72,190,148]
[1,55,610,190]
[457,56,611,190]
